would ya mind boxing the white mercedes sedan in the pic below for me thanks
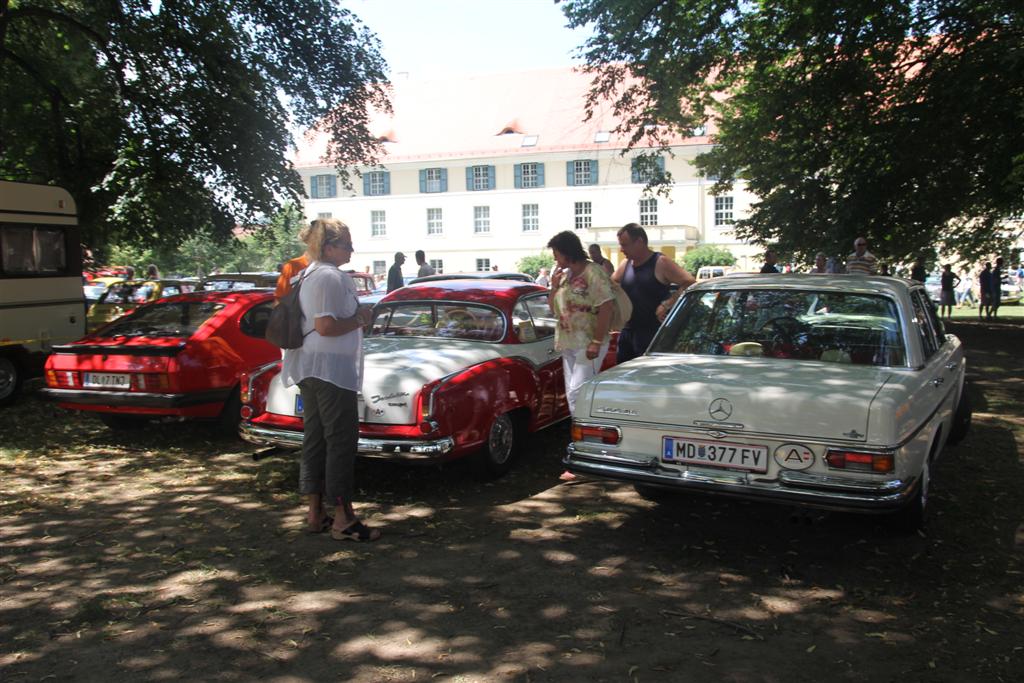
[564,274,971,531]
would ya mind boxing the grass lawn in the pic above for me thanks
[945,301,1024,319]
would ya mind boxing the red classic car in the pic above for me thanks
[239,280,616,476]
[41,290,279,432]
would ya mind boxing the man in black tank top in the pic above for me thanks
[613,223,696,363]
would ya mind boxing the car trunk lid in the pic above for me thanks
[585,355,892,441]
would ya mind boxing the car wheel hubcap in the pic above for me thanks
[489,415,514,464]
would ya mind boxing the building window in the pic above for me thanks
[466,165,495,191]
[429,259,444,274]
[476,258,491,272]
[566,160,598,186]
[714,196,734,226]
[370,210,386,237]
[311,174,336,199]
[420,168,448,193]
[317,212,333,219]
[363,170,390,196]
[515,162,544,189]
[372,260,386,277]
[473,206,491,234]
[639,198,658,226]
[631,156,666,184]
[427,208,443,235]
[574,202,592,230]
[521,204,539,232]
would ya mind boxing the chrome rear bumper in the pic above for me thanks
[565,443,917,513]
[240,422,455,461]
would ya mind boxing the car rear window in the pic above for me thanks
[95,301,225,338]
[369,303,505,342]
[651,289,906,366]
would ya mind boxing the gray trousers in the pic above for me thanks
[298,377,358,505]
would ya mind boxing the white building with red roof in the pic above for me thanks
[293,67,760,277]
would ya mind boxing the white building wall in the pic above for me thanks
[300,145,759,276]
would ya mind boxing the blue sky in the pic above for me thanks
[343,0,592,76]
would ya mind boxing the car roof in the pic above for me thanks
[409,272,533,284]
[689,273,918,296]
[150,289,274,305]
[381,279,546,307]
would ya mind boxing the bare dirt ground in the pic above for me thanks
[2,319,1022,682]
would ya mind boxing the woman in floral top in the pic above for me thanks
[547,230,614,417]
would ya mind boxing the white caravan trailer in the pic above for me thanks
[0,181,85,405]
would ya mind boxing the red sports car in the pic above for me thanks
[239,280,617,476]
[42,290,279,432]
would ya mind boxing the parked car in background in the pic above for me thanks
[1000,275,1021,305]
[83,275,125,305]
[696,265,736,280]
[347,271,376,297]
[240,279,616,476]
[86,279,199,332]
[409,272,534,285]
[200,272,278,291]
[564,274,970,531]
[42,290,279,432]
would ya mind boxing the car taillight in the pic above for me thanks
[132,374,169,392]
[46,370,79,388]
[416,380,443,434]
[825,449,894,473]
[571,421,622,445]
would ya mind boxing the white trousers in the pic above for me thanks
[562,341,610,415]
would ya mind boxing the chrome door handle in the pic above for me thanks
[931,377,945,387]
[945,362,957,371]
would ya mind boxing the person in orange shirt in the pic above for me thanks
[275,222,314,300]
[275,253,309,300]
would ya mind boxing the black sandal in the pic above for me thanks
[330,520,381,542]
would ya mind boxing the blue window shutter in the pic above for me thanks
[440,168,448,192]
[466,167,474,191]
[514,164,522,189]
[487,165,496,190]
[383,172,391,195]
[310,176,320,199]
[327,176,336,197]
[362,174,371,196]
[419,170,427,193]
[566,161,574,186]
[631,159,640,184]
[589,160,599,185]
[657,156,665,174]
[536,163,545,187]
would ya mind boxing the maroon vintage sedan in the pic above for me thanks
[42,290,279,432]
[239,280,616,476]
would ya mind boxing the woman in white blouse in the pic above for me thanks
[280,219,379,542]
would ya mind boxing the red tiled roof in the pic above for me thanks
[293,67,710,167]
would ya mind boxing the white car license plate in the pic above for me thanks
[662,436,768,473]
[295,395,303,416]
[83,372,131,389]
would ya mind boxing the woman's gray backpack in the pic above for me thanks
[265,270,310,349]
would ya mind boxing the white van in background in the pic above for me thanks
[0,181,85,405]
[696,265,736,280]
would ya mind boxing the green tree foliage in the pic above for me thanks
[681,244,737,273]
[562,0,1024,262]
[517,253,554,279]
[0,0,389,252]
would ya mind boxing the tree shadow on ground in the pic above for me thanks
[2,328,1023,681]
